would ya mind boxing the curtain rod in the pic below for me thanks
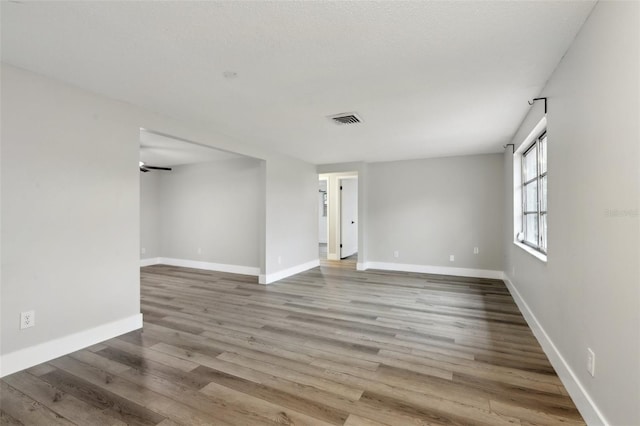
[528,97,548,114]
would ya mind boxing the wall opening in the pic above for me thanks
[139,128,264,277]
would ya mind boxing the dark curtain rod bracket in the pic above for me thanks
[503,143,515,154]
[528,97,548,114]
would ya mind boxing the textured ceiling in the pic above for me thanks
[2,1,595,164]
[140,130,244,168]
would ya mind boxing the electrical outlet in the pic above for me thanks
[449,255,455,262]
[277,256,282,265]
[141,247,146,255]
[197,247,202,255]
[20,310,35,329]
[587,348,595,377]
[473,247,479,254]
[393,250,399,258]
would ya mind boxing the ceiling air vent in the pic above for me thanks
[328,112,362,125]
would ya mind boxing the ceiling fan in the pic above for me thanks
[139,161,172,173]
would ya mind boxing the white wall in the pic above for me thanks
[140,171,162,259]
[365,154,504,275]
[503,2,639,424]
[157,158,262,269]
[262,156,319,283]
[1,64,142,373]
[1,64,319,375]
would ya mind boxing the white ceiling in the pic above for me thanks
[1,1,595,164]
[140,130,245,168]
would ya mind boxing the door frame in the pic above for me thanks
[318,171,358,261]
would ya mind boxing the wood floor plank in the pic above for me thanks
[24,364,56,377]
[102,337,200,372]
[343,414,391,426]
[152,347,350,425]
[217,351,365,400]
[2,372,127,426]
[489,399,585,425]
[200,381,335,426]
[69,349,132,375]
[94,346,212,390]
[0,410,24,426]
[196,365,350,425]
[1,259,584,425]
[376,349,562,393]
[0,382,74,426]
[38,367,164,426]
[358,390,521,426]
[47,356,217,426]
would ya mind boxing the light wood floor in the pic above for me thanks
[1,259,584,425]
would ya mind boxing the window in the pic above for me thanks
[520,131,547,253]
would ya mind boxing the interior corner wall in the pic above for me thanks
[1,64,142,375]
[140,171,162,260]
[365,154,504,274]
[503,2,640,424]
[157,158,262,270]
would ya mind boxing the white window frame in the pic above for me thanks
[521,133,547,252]
[513,117,547,262]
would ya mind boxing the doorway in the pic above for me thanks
[318,172,358,264]
[318,178,328,259]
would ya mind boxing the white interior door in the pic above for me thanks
[340,178,358,258]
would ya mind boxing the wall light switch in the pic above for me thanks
[393,250,399,258]
[473,247,479,254]
[449,255,455,262]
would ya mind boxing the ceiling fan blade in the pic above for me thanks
[144,166,172,171]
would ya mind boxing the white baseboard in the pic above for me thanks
[140,257,160,267]
[503,275,608,426]
[356,262,369,271]
[144,257,260,276]
[363,261,503,280]
[0,313,143,378]
[259,259,320,285]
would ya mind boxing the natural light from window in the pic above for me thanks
[514,117,547,261]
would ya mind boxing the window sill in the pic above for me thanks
[513,241,547,263]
